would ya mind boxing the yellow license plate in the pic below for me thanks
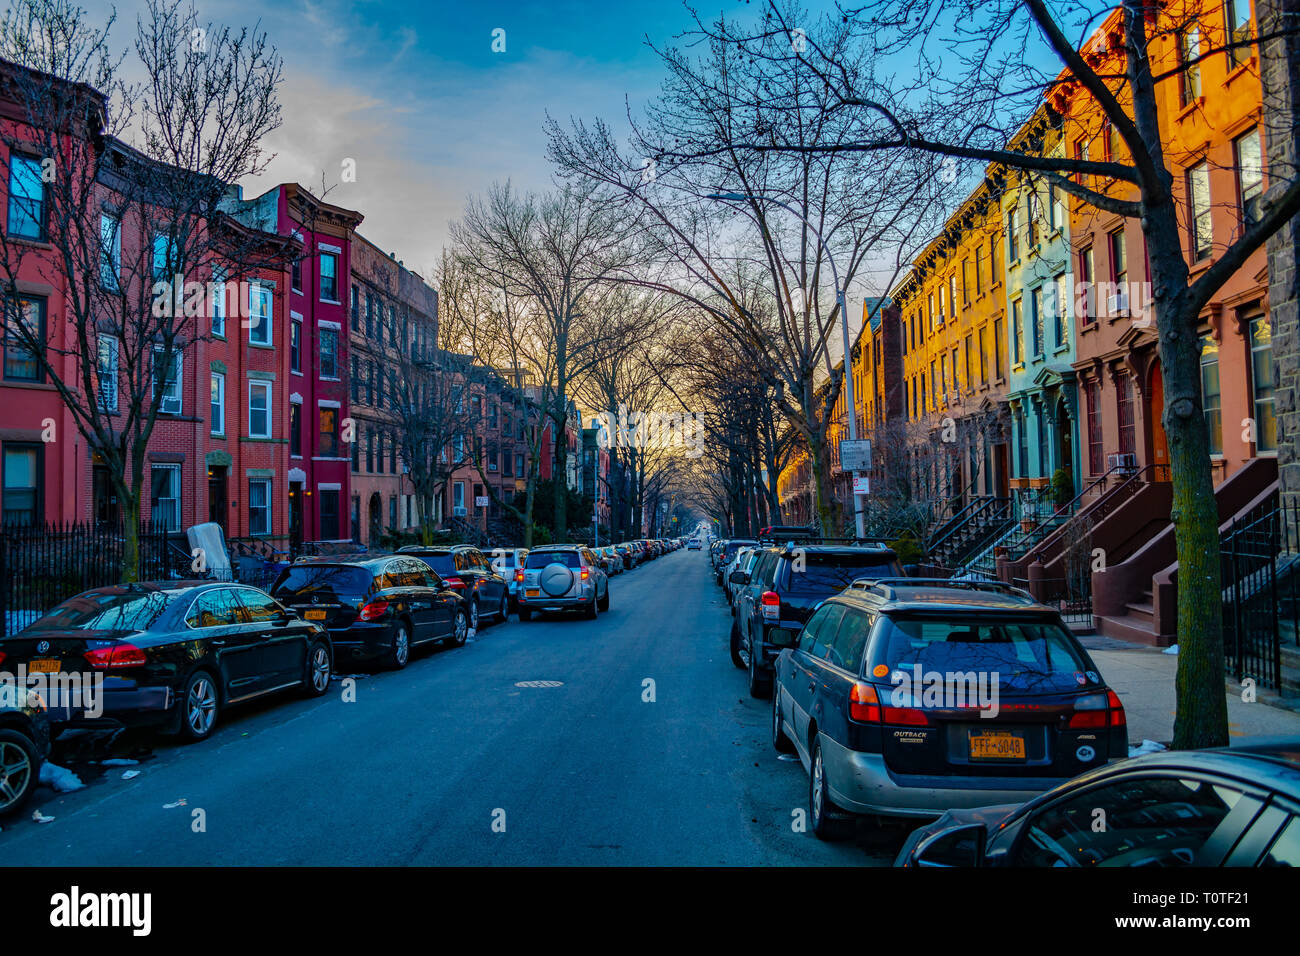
[525,589,540,597]
[969,732,1026,760]
[28,658,60,674]
[304,609,327,621]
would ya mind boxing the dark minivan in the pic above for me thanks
[397,545,509,631]
[272,556,469,670]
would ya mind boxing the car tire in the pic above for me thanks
[772,692,795,754]
[385,621,411,670]
[178,669,220,742]
[301,641,332,697]
[469,598,480,632]
[498,590,510,622]
[597,587,609,612]
[0,727,42,817]
[518,607,532,622]
[447,607,469,647]
[729,623,745,669]
[809,738,853,841]
[585,596,598,620]
[748,647,772,699]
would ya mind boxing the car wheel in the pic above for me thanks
[772,692,795,754]
[518,607,532,622]
[301,641,331,697]
[385,621,411,670]
[748,647,772,699]
[179,670,220,742]
[597,586,609,612]
[585,595,598,620]
[729,622,745,669]
[809,738,853,840]
[0,728,41,817]
[498,590,510,622]
[448,607,469,646]
[469,598,480,632]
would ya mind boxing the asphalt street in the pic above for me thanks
[4,549,906,865]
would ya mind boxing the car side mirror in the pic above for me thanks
[729,570,749,585]
[910,824,986,867]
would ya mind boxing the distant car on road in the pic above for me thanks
[2,581,334,743]
[0,687,51,817]
[397,544,509,630]
[896,739,1300,867]
[772,578,1125,839]
[516,546,610,621]
[274,556,469,672]
[714,539,757,585]
[687,539,702,550]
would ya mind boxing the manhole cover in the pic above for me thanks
[514,680,564,688]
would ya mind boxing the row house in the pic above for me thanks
[348,235,438,546]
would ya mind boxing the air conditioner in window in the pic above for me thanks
[160,393,181,415]
[1107,288,1129,315]
[453,506,467,517]
[1107,452,1137,473]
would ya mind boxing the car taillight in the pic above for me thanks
[882,704,930,725]
[1069,691,1113,729]
[0,651,6,667]
[515,569,524,583]
[580,568,589,580]
[359,600,390,621]
[850,682,881,722]
[760,591,780,621]
[83,643,147,669]
[1107,689,1126,727]
[444,577,465,590]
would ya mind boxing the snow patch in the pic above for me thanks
[1163,644,1179,655]
[1129,739,1168,758]
[39,762,84,793]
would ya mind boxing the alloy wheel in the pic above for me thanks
[187,677,217,737]
[310,645,330,692]
[0,740,32,811]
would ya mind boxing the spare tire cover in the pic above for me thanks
[540,562,575,596]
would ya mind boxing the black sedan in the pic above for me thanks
[271,555,470,669]
[0,581,332,743]
[897,739,1300,867]
[0,687,52,816]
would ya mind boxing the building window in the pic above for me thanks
[1053,275,1068,348]
[151,347,182,414]
[351,431,360,471]
[1234,127,1264,229]
[1007,207,1020,261]
[1011,298,1023,364]
[974,246,985,295]
[290,402,301,457]
[150,464,181,531]
[961,260,970,305]
[319,407,340,458]
[4,295,45,382]
[97,335,118,412]
[248,381,271,438]
[978,325,989,384]
[1078,247,1095,326]
[453,481,465,513]
[1016,409,1029,478]
[1249,316,1275,452]
[291,255,302,293]
[390,432,398,473]
[2,443,40,526]
[1225,0,1253,69]
[1086,380,1104,475]
[320,251,339,301]
[1117,375,1136,456]
[1180,26,1202,105]
[1200,335,1223,455]
[1187,160,1212,261]
[350,356,359,402]
[7,154,46,240]
[210,371,225,436]
[249,479,272,535]
[291,319,302,373]
[1031,286,1044,358]
[151,233,178,282]
[320,327,339,379]
[366,429,374,472]
[249,284,272,345]
[376,431,385,474]
[100,214,121,289]
[211,269,226,337]
[319,489,340,540]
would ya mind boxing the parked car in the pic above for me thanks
[896,739,1300,867]
[614,543,636,570]
[516,546,610,620]
[687,539,702,550]
[598,546,624,575]
[715,539,757,585]
[397,544,509,629]
[772,578,1125,839]
[724,547,760,607]
[1,581,334,743]
[731,543,904,698]
[0,687,51,816]
[273,556,469,672]
[486,547,529,611]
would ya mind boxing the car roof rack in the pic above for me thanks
[848,577,1034,601]
[759,536,895,548]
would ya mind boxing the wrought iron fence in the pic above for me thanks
[1013,571,1094,627]
[0,521,184,637]
[1220,493,1294,690]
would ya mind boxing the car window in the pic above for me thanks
[786,552,903,593]
[828,608,873,673]
[526,551,581,569]
[398,559,431,588]
[240,589,285,626]
[868,615,1094,694]
[272,564,374,599]
[1012,776,1244,867]
[454,552,469,572]
[185,588,245,628]
[1261,817,1300,867]
[758,553,779,586]
[28,589,178,632]
[799,604,844,660]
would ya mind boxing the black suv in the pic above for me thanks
[714,538,757,586]
[772,579,1124,839]
[397,544,509,630]
[730,542,903,698]
[272,555,470,669]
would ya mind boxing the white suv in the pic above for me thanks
[516,546,610,621]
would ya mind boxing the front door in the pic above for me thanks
[207,466,227,528]
[994,443,1010,499]
[289,482,304,552]
[92,464,119,527]
[1148,363,1170,478]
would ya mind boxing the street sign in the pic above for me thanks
[474,496,489,507]
[853,475,870,496]
[839,439,872,472]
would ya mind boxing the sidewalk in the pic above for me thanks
[1082,634,1300,748]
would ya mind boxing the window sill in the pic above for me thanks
[2,379,55,390]
[249,341,275,350]
[241,436,285,444]
[320,376,341,383]
[210,432,225,440]
[320,298,342,306]
[1175,95,1205,122]
[291,369,304,377]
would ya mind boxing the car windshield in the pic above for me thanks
[26,589,178,632]
[272,564,374,598]
[404,553,456,574]
[526,551,581,569]
[868,615,1095,694]
[786,552,902,593]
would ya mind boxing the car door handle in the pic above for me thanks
[211,640,226,647]
[259,633,272,640]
